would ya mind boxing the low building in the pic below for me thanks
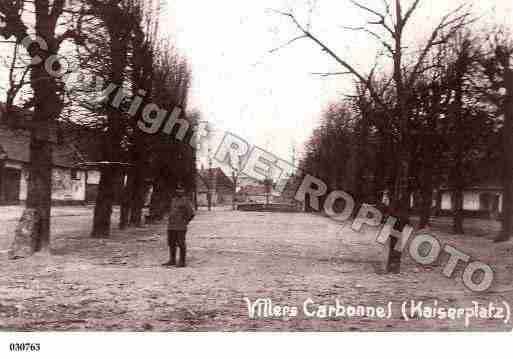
[0,106,101,205]
[438,181,503,218]
[237,174,262,190]
[237,184,269,203]
[196,167,234,206]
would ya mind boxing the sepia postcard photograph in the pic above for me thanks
[0,0,512,353]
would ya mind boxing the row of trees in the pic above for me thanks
[0,0,198,256]
[279,1,512,241]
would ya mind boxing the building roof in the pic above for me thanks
[0,105,101,168]
[199,167,234,190]
[0,125,84,168]
[440,180,504,192]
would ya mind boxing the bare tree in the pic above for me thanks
[119,0,160,229]
[448,35,474,234]
[145,41,192,222]
[479,30,513,242]
[1,0,84,256]
[272,0,471,221]
[84,0,139,238]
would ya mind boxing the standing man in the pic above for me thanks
[163,183,195,267]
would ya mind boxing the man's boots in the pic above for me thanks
[162,240,176,266]
[178,241,186,267]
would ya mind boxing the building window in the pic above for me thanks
[480,192,500,213]
[71,169,80,180]
[479,193,492,211]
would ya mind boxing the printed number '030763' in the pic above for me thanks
[9,343,40,352]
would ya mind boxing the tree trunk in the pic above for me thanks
[391,4,411,227]
[8,2,63,256]
[419,145,435,228]
[129,167,146,227]
[452,122,465,235]
[419,186,433,229]
[26,132,53,251]
[92,108,122,237]
[452,187,464,234]
[435,190,442,216]
[92,167,116,237]
[373,131,387,204]
[90,16,128,237]
[393,152,412,225]
[452,68,466,235]
[499,168,513,241]
[353,109,370,201]
[119,170,133,229]
[497,55,513,242]
[148,179,167,222]
[10,128,53,258]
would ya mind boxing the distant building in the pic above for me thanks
[196,167,234,206]
[237,174,262,190]
[277,172,507,218]
[437,180,504,218]
[237,184,268,203]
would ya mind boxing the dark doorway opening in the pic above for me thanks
[1,167,21,204]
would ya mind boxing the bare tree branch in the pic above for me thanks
[407,5,472,87]
[350,0,395,37]
[342,25,394,55]
[269,34,308,53]
[402,0,422,25]
[310,71,352,77]
[270,9,391,117]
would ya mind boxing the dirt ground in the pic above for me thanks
[0,206,512,331]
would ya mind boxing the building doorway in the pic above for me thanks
[1,167,21,204]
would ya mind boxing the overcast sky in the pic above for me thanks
[0,1,511,165]
[165,0,512,163]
